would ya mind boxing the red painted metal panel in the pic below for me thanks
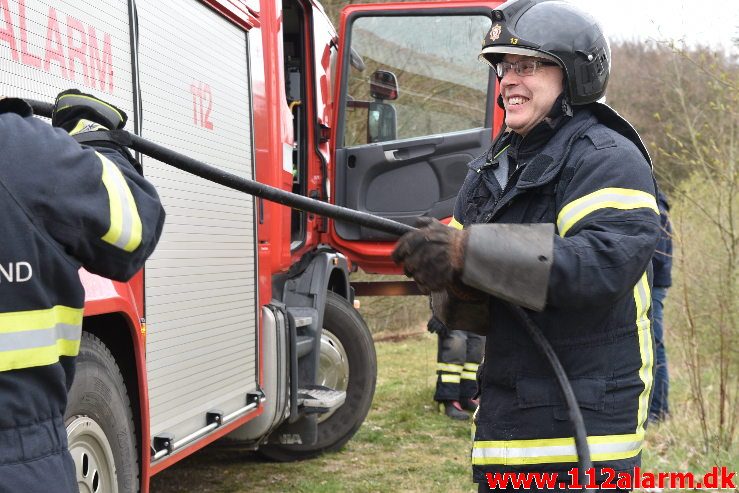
[199,0,260,29]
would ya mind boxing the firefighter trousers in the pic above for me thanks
[434,330,484,402]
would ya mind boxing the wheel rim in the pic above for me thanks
[316,329,350,423]
[66,416,118,493]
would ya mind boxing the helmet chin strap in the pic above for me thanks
[497,92,573,122]
[558,92,574,117]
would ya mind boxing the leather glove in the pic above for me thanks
[392,217,476,297]
[426,315,449,338]
[52,89,127,133]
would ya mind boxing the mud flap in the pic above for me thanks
[267,415,317,446]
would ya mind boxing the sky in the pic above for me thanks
[566,0,738,54]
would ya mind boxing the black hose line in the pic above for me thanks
[508,308,593,475]
[28,98,592,477]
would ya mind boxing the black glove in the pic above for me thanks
[426,315,450,338]
[392,217,475,297]
[52,89,127,133]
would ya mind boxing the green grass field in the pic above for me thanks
[150,331,475,493]
[150,329,737,492]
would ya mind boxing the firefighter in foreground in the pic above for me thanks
[0,91,164,492]
[392,1,661,490]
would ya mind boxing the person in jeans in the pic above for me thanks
[649,189,672,421]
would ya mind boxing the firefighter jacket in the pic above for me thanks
[450,104,661,483]
[0,99,164,493]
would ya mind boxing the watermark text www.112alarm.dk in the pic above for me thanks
[485,466,736,490]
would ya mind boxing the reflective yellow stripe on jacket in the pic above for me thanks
[633,272,654,434]
[98,152,143,252]
[556,187,658,237]
[0,305,84,372]
[448,217,463,230]
[472,187,657,466]
[472,431,645,465]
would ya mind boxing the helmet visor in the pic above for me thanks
[479,46,560,68]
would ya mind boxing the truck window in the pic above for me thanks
[342,15,492,147]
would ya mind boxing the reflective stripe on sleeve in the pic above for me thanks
[448,217,463,230]
[437,363,463,373]
[461,371,477,380]
[557,188,658,237]
[0,305,84,371]
[98,152,143,252]
[464,362,479,371]
[441,374,461,383]
[472,431,644,465]
[633,272,654,434]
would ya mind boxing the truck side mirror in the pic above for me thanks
[370,70,398,101]
[367,101,397,143]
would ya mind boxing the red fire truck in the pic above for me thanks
[1,0,502,490]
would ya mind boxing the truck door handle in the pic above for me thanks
[383,143,436,162]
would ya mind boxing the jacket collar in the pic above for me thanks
[515,108,597,190]
[514,102,653,191]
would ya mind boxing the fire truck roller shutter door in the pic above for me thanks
[134,0,259,450]
[0,1,135,126]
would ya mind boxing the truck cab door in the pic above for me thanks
[328,2,503,273]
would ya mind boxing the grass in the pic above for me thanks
[150,330,476,493]
[641,361,738,475]
[150,325,737,492]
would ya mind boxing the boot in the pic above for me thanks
[439,400,469,420]
[461,397,479,412]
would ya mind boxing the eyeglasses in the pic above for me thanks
[494,60,558,78]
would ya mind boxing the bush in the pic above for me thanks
[650,44,738,460]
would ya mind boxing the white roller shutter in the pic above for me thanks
[0,0,133,118]
[135,0,258,449]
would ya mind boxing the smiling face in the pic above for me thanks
[500,54,564,137]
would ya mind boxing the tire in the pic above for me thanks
[65,332,139,493]
[260,291,377,461]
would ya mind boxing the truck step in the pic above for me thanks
[297,385,346,414]
[292,315,313,328]
[296,335,314,358]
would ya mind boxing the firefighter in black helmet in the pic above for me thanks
[392,1,661,490]
[0,92,164,493]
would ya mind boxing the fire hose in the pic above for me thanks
[28,98,592,477]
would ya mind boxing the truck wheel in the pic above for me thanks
[260,291,377,461]
[66,332,139,493]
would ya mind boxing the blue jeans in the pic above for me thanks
[649,286,669,420]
